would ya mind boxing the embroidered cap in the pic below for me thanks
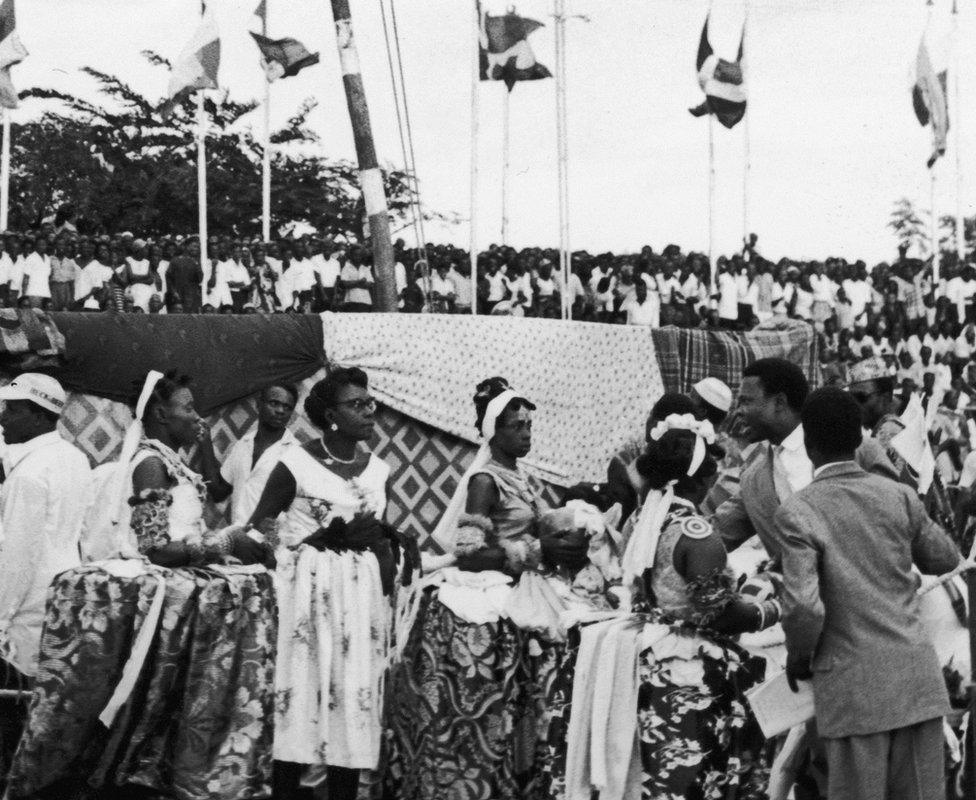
[0,373,67,416]
[693,377,733,414]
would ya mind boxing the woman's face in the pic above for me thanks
[159,387,202,449]
[491,403,532,459]
[328,382,376,442]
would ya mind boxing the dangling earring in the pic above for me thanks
[330,423,338,432]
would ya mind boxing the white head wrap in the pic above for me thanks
[621,414,716,587]
[430,387,527,552]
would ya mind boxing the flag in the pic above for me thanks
[913,38,948,169]
[0,0,27,110]
[891,393,936,495]
[254,0,266,23]
[479,6,551,91]
[689,16,746,129]
[250,32,319,81]
[159,5,220,117]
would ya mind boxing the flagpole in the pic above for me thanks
[742,0,750,255]
[197,88,208,280]
[953,0,964,266]
[708,114,716,294]
[0,108,10,232]
[931,167,940,288]
[470,0,479,315]
[329,0,398,312]
[261,0,271,242]
[501,88,510,245]
[554,0,564,318]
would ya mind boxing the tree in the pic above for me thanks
[888,198,927,257]
[5,55,449,238]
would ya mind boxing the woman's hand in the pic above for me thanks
[456,545,507,573]
[230,529,270,564]
[540,529,589,571]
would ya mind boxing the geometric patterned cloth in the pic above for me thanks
[651,318,821,396]
[321,312,666,487]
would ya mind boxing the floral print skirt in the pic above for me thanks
[273,545,391,770]
[382,589,562,800]
[542,619,769,800]
[7,563,276,800]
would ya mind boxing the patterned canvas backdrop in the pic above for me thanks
[55,370,562,550]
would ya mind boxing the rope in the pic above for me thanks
[377,0,430,296]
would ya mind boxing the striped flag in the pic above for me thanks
[159,5,220,117]
[0,0,27,110]
[479,6,551,92]
[250,32,319,81]
[689,16,746,130]
[913,38,948,169]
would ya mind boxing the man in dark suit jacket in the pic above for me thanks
[776,387,961,800]
[712,358,899,562]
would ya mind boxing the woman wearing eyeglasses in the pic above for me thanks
[247,367,415,800]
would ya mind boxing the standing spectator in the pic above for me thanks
[47,239,77,311]
[74,240,113,311]
[123,239,156,312]
[314,241,342,311]
[221,245,252,313]
[0,237,12,307]
[449,257,473,314]
[716,259,738,328]
[21,238,51,309]
[429,262,455,313]
[338,246,374,312]
[620,278,659,326]
[166,240,204,313]
[532,260,559,318]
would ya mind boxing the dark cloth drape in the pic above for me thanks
[48,313,325,413]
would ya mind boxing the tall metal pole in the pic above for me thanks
[555,0,570,320]
[708,114,716,294]
[0,109,10,231]
[931,169,940,289]
[470,0,479,315]
[501,88,510,245]
[953,0,965,265]
[742,0,750,255]
[261,1,272,242]
[329,0,398,312]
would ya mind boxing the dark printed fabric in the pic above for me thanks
[540,628,581,800]
[48,312,324,414]
[382,591,562,800]
[7,564,276,800]
[651,319,819,396]
[636,623,770,800]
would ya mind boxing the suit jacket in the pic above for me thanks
[775,462,960,738]
[711,435,899,561]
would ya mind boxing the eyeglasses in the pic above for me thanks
[336,397,377,412]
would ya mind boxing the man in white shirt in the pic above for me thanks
[620,279,659,326]
[312,242,342,310]
[21,238,52,307]
[0,374,91,768]
[448,260,473,314]
[841,265,872,324]
[209,383,298,525]
[716,261,739,327]
[338,247,374,311]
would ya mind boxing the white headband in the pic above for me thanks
[480,389,519,440]
[687,434,707,477]
[136,370,166,421]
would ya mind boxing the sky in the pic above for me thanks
[12,0,975,263]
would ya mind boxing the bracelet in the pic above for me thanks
[754,602,766,631]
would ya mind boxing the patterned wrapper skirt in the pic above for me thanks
[7,563,277,800]
[543,619,770,800]
[382,589,562,800]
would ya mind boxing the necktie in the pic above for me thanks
[771,443,792,502]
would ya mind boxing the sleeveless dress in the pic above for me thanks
[272,447,392,770]
[542,502,769,800]
[8,440,276,800]
[384,458,557,800]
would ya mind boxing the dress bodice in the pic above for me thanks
[646,502,715,620]
[474,459,543,541]
[278,447,390,549]
[130,443,206,544]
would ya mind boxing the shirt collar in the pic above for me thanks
[5,430,63,471]
[779,424,805,452]
[813,459,857,478]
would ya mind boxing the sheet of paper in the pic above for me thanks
[744,670,814,738]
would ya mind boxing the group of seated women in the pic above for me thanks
[3,366,783,800]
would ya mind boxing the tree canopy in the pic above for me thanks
[6,53,443,239]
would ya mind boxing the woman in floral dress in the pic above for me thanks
[8,370,276,800]
[247,367,413,800]
[545,416,780,800]
[384,377,591,800]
